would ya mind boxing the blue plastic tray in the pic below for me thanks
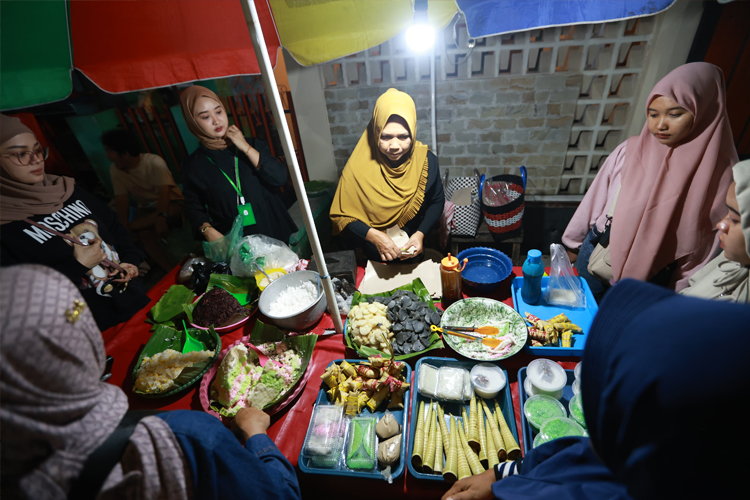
[407,357,518,481]
[511,276,598,356]
[517,367,577,454]
[298,359,411,480]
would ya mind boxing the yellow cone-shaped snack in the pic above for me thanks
[437,405,451,456]
[469,395,480,453]
[443,415,459,483]
[477,407,488,469]
[433,409,444,474]
[481,398,506,462]
[484,415,500,468]
[411,400,426,469]
[453,417,471,481]
[456,417,485,475]
[494,400,521,460]
[461,407,470,436]
[423,403,436,473]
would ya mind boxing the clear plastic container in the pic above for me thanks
[302,405,347,469]
[568,393,586,428]
[470,363,507,399]
[346,416,378,471]
[418,363,439,398]
[572,378,581,396]
[463,369,473,401]
[574,361,582,380]
[524,376,536,397]
[527,359,566,400]
[539,417,586,441]
[523,394,567,431]
[533,432,552,448]
[435,366,470,402]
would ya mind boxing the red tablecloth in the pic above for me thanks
[105,266,579,498]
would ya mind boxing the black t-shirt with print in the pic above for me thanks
[0,186,151,331]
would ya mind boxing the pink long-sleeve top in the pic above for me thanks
[561,141,720,292]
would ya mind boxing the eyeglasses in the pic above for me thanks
[0,147,49,166]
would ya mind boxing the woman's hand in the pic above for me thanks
[73,239,107,269]
[400,231,424,259]
[441,468,496,500]
[113,262,139,283]
[232,407,270,442]
[366,228,401,261]
[225,125,249,152]
[203,227,224,242]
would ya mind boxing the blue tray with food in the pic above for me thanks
[511,276,598,356]
[518,363,586,454]
[298,358,411,481]
[407,357,520,482]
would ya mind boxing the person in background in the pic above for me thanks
[102,129,184,272]
[329,88,444,262]
[0,114,149,331]
[0,265,302,500]
[680,160,750,302]
[441,279,750,500]
[562,63,737,295]
[179,86,296,245]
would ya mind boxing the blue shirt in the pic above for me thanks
[157,411,301,500]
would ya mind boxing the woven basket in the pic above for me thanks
[481,167,526,242]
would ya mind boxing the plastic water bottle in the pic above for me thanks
[521,249,544,304]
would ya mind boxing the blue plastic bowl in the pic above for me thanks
[457,247,513,293]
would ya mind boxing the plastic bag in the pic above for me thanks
[544,244,586,309]
[191,261,231,295]
[202,216,243,264]
[229,234,300,278]
[483,180,516,207]
[178,255,207,284]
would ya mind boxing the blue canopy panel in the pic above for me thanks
[457,0,675,38]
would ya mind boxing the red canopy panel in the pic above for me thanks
[71,0,279,93]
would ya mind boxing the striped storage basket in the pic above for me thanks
[481,167,526,241]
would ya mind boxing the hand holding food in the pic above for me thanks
[366,228,401,261]
[233,407,270,441]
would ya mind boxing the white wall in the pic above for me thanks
[625,0,705,138]
[283,50,339,182]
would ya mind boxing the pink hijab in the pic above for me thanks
[611,63,737,283]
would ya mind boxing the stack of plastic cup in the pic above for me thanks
[572,361,582,395]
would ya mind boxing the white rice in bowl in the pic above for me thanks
[267,281,319,317]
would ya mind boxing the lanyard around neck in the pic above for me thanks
[207,155,244,205]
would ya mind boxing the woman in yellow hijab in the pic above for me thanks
[330,89,444,262]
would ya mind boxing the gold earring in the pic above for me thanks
[65,299,86,324]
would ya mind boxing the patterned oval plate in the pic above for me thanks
[440,297,528,361]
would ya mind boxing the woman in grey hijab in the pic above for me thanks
[0,264,301,500]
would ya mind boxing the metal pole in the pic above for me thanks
[240,0,343,334]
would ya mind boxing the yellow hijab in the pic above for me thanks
[330,88,429,235]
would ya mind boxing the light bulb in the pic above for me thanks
[405,23,435,53]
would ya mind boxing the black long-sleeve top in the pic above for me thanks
[182,137,297,243]
[0,186,150,331]
[344,151,445,241]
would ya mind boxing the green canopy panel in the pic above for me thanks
[0,0,72,111]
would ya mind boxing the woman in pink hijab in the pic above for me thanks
[563,62,737,294]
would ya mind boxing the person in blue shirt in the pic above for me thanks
[442,279,750,500]
[0,264,301,500]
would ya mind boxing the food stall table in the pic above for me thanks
[104,264,579,498]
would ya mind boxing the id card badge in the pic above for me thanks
[238,203,256,226]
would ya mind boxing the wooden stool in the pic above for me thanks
[450,220,524,265]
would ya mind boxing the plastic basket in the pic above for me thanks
[481,166,527,242]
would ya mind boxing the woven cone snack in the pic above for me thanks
[484,416,500,468]
[453,417,472,480]
[495,400,521,460]
[477,407,488,469]
[456,417,485,475]
[411,400,426,469]
[461,407,470,436]
[423,403,436,473]
[481,398,506,461]
[469,395,480,453]
[437,404,451,456]
[443,416,459,483]
[433,409,444,474]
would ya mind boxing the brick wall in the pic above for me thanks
[325,73,580,195]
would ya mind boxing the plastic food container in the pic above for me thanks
[523,377,536,397]
[346,416,378,471]
[574,361,582,380]
[539,417,586,441]
[572,379,581,396]
[435,366,470,402]
[418,363,439,398]
[526,359,567,400]
[568,393,586,428]
[302,405,347,468]
[523,394,567,431]
[470,363,507,399]
[533,432,552,448]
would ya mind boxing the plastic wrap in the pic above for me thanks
[229,234,300,277]
[202,215,243,264]
[544,244,586,308]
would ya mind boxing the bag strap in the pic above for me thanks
[68,410,163,500]
[607,185,622,218]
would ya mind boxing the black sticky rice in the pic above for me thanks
[193,288,246,327]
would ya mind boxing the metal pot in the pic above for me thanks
[258,270,326,330]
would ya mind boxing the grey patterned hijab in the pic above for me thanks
[0,265,190,500]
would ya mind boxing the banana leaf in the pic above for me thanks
[132,324,220,399]
[345,278,445,360]
[149,285,195,324]
[182,273,258,325]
